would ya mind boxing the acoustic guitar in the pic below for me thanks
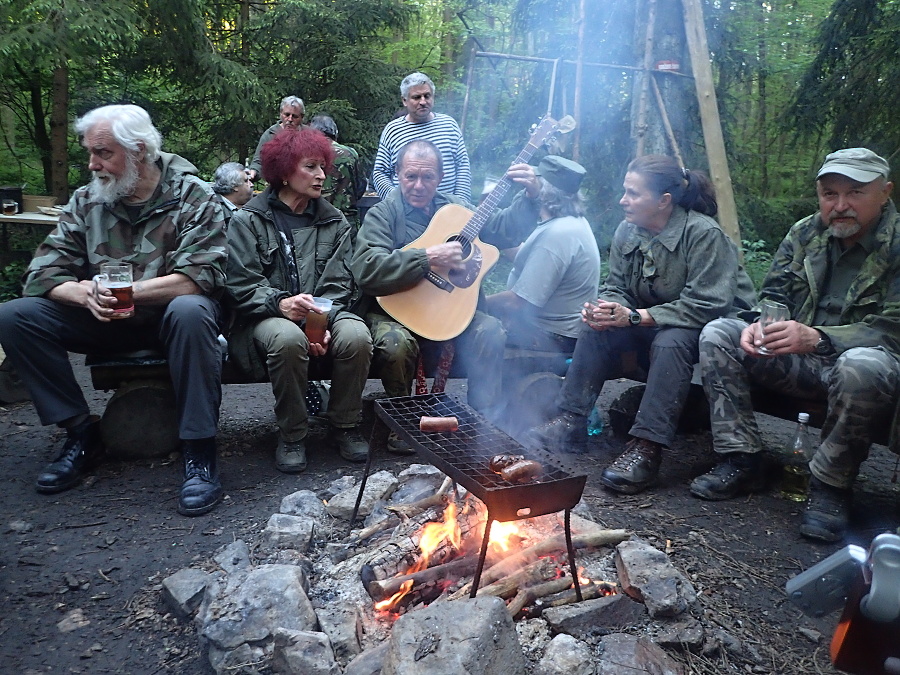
[376,114,576,341]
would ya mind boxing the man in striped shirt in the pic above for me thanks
[371,73,471,201]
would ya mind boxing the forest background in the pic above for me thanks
[1,0,898,294]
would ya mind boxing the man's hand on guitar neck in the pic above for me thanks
[426,242,465,272]
[504,163,541,199]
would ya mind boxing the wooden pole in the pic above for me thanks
[681,0,741,246]
[573,0,586,161]
[635,0,657,157]
[650,75,684,167]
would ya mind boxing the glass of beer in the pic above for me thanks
[93,263,135,319]
[2,199,17,215]
[757,299,789,355]
[305,297,332,345]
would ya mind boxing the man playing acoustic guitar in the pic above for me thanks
[351,140,541,443]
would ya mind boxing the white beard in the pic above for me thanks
[828,219,862,239]
[90,154,140,206]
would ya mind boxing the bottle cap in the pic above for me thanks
[798,413,810,423]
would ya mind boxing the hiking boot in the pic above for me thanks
[800,476,851,543]
[524,411,587,453]
[387,431,415,455]
[178,437,223,516]
[690,453,765,501]
[599,437,663,494]
[275,437,308,473]
[330,426,369,463]
[36,417,104,494]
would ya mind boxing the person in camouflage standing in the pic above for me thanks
[0,104,229,517]
[308,114,366,228]
[693,148,900,543]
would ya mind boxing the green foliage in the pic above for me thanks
[740,239,774,291]
[0,261,26,302]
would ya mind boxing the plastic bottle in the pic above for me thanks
[781,412,813,502]
[587,406,604,437]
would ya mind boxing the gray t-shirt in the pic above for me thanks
[507,215,601,337]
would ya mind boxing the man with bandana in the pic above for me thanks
[694,148,900,543]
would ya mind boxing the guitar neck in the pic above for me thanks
[459,136,545,243]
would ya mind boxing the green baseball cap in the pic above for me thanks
[817,148,890,183]
[534,155,586,194]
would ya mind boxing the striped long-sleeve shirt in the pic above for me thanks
[371,113,471,201]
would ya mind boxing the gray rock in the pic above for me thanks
[615,537,697,618]
[543,593,647,639]
[261,514,315,553]
[271,628,341,675]
[536,633,594,675]
[199,564,318,671]
[382,596,528,675]
[214,540,251,575]
[344,641,390,675]
[653,617,705,650]
[161,568,212,619]
[323,475,357,500]
[316,605,362,660]
[208,642,268,674]
[596,633,684,675]
[327,471,399,520]
[280,490,327,519]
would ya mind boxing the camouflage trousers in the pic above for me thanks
[367,311,506,415]
[700,318,900,488]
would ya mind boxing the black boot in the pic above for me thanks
[178,437,223,516]
[36,417,104,494]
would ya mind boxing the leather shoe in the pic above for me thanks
[178,438,223,516]
[330,426,369,463]
[524,412,587,453]
[690,453,765,501]
[36,417,103,494]
[800,476,851,542]
[387,431,415,455]
[276,437,308,473]
[600,437,663,494]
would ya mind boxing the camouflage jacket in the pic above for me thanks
[322,141,365,223]
[759,201,900,356]
[23,152,228,304]
[224,188,363,380]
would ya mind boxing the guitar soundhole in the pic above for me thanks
[447,235,472,259]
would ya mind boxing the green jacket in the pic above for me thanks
[23,152,228,315]
[322,141,365,223]
[224,188,363,379]
[760,201,900,356]
[601,206,756,328]
[248,123,282,177]
[351,187,540,318]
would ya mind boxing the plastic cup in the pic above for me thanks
[305,297,333,344]
[757,299,789,355]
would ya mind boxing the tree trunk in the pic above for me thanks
[50,65,69,204]
[756,1,769,196]
[24,73,52,194]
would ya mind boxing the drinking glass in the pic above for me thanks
[93,263,134,319]
[757,299,789,355]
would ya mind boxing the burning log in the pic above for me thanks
[365,556,478,602]
[506,576,576,617]
[349,477,455,544]
[448,529,629,600]
[475,558,558,599]
[519,581,618,619]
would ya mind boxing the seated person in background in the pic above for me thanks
[0,104,228,516]
[694,147,900,543]
[527,155,755,497]
[351,139,540,436]
[486,156,600,355]
[224,127,372,473]
[212,162,253,211]
[247,95,305,181]
[308,114,366,228]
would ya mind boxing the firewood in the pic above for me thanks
[448,529,629,600]
[519,581,618,619]
[475,558,557,599]
[506,576,575,616]
[365,555,478,601]
[348,477,455,543]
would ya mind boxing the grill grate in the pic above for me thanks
[374,393,586,522]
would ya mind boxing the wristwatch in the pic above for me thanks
[814,330,834,355]
[628,309,642,326]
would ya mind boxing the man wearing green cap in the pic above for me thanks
[694,147,900,543]
[486,156,600,354]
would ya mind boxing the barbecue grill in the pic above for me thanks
[351,393,588,598]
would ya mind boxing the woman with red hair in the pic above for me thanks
[224,127,372,473]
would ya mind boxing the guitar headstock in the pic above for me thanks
[528,114,577,153]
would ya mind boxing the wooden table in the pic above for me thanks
[0,211,58,265]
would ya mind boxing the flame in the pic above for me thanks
[374,580,413,612]
[487,520,524,553]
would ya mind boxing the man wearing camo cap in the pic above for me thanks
[693,147,900,543]
[0,104,228,517]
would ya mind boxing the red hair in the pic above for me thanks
[260,127,335,187]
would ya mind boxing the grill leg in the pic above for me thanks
[564,509,582,601]
[470,516,494,598]
[349,419,388,528]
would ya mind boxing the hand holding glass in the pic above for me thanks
[93,263,134,319]
[757,299,789,355]
[305,297,332,344]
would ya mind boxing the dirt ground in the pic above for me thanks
[1,358,898,674]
